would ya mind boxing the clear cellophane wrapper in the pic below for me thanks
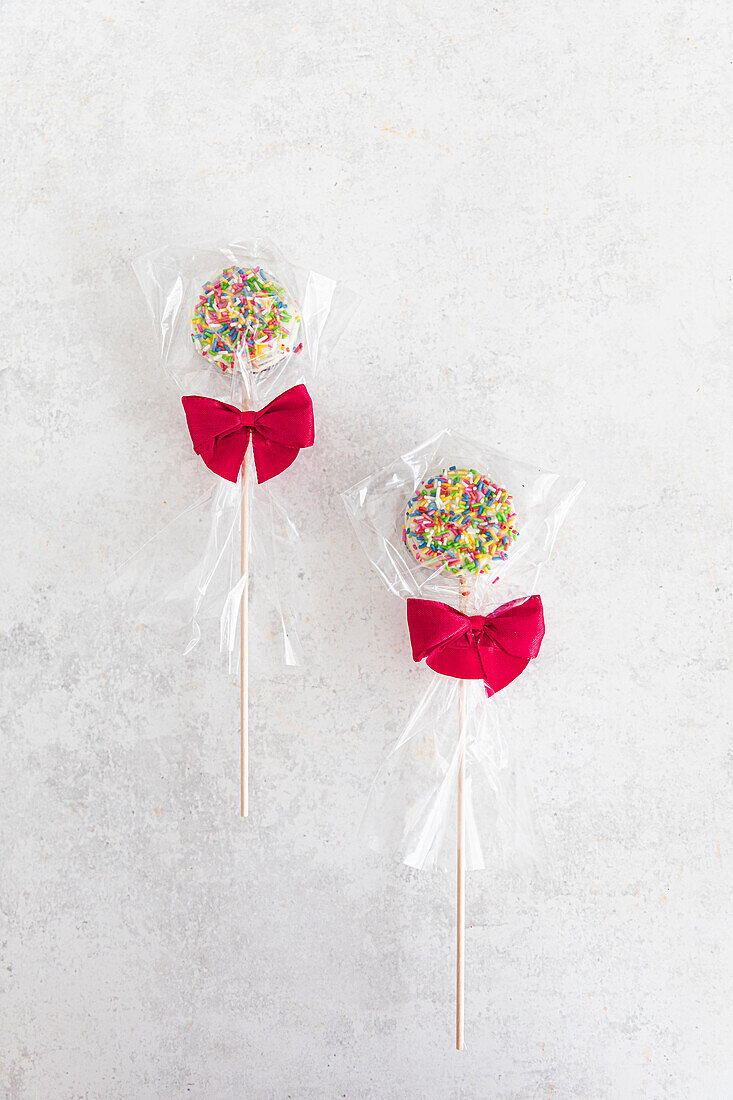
[342,429,584,871]
[116,240,357,667]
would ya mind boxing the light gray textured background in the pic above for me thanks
[1,2,730,1097]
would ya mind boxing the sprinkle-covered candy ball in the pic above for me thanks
[402,466,519,575]
[191,266,302,374]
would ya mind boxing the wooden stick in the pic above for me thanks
[240,382,250,818]
[456,578,470,1050]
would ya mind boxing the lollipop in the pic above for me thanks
[403,466,518,575]
[343,434,582,1050]
[189,264,303,816]
[132,241,352,825]
[190,265,302,373]
[402,463,519,1048]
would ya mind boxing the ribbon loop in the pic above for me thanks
[181,383,315,484]
[406,595,545,697]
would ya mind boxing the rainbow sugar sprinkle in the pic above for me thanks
[402,466,519,575]
[190,266,301,374]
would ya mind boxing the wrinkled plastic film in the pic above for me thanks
[131,239,357,400]
[342,428,584,609]
[119,240,357,664]
[343,429,584,872]
[360,677,540,872]
[115,455,306,667]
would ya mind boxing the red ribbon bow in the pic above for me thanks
[181,383,315,484]
[406,595,545,697]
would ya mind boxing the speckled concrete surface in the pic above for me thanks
[1,2,730,1097]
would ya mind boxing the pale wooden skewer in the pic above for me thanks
[456,577,470,1050]
[240,380,250,818]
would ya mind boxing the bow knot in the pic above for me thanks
[406,595,545,697]
[181,383,315,484]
